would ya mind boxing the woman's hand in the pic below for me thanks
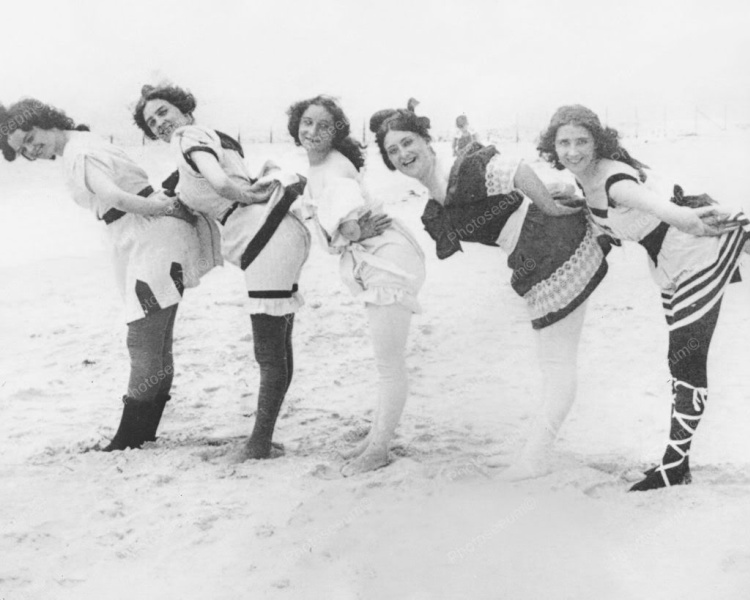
[544,201,582,217]
[155,192,197,225]
[257,160,281,179]
[240,179,280,205]
[357,210,393,240]
[546,181,575,198]
[547,182,586,209]
[692,205,742,236]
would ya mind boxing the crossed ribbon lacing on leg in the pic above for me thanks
[655,379,707,487]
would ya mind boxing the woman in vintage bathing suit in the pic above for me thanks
[538,104,747,491]
[287,96,425,476]
[134,84,316,460]
[0,99,218,451]
[370,104,610,480]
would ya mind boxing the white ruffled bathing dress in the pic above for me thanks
[63,131,220,323]
[171,125,311,316]
[302,174,425,313]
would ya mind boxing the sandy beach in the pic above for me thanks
[2,136,750,600]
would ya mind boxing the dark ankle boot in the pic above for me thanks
[102,396,150,452]
[143,394,171,443]
[630,380,706,492]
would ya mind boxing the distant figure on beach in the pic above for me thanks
[538,104,747,491]
[134,84,312,460]
[0,99,218,451]
[287,95,424,476]
[452,114,478,157]
[370,102,608,480]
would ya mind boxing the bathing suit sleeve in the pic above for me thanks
[316,176,366,235]
[604,173,640,207]
[172,125,223,174]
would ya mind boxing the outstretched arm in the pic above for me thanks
[610,180,734,237]
[513,162,580,217]
[191,151,276,205]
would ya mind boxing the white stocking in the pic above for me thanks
[341,303,412,475]
[500,300,587,480]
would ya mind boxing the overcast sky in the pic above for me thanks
[3,0,749,138]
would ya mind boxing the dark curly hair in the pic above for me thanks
[133,84,197,140]
[0,98,89,162]
[369,106,432,171]
[537,104,646,171]
[286,95,365,171]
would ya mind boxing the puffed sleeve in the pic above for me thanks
[171,126,223,174]
[316,177,365,235]
[66,149,119,215]
[68,151,115,194]
[422,145,526,260]
[484,153,521,196]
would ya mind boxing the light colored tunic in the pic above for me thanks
[171,125,311,315]
[63,131,219,323]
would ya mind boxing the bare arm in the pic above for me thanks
[86,162,176,216]
[513,162,580,216]
[191,151,275,205]
[609,180,727,236]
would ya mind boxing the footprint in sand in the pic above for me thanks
[582,480,625,497]
[195,515,219,531]
[309,463,339,480]
[195,446,233,462]
[272,579,290,589]
[255,524,275,538]
[153,474,174,486]
[698,465,750,487]
[98,501,126,518]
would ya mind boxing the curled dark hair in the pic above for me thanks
[0,98,89,162]
[537,104,647,171]
[369,106,431,171]
[133,84,197,140]
[286,95,365,171]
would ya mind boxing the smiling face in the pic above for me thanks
[383,129,434,180]
[142,99,193,142]
[6,127,61,161]
[298,104,336,156]
[554,123,597,175]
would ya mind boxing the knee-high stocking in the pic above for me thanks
[630,299,722,491]
[242,313,293,459]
